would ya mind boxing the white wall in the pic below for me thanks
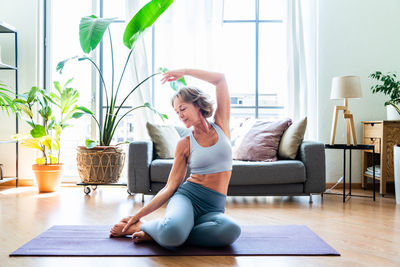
[318,0,400,182]
[0,0,42,180]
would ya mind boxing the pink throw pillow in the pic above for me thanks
[233,119,292,161]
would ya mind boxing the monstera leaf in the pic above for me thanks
[123,0,173,49]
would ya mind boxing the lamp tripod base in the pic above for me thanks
[330,99,358,146]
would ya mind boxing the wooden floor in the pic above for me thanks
[1,185,399,267]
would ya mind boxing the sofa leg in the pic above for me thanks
[309,194,313,203]
[142,194,145,203]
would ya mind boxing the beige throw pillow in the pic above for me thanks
[146,122,181,159]
[278,117,307,159]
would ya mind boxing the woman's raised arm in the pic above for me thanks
[162,69,231,137]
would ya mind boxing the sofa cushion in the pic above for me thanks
[150,159,306,185]
[233,118,292,162]
[229,160,306,185]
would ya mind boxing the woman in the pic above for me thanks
[110,69,241,249]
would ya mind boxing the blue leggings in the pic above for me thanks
[140,181,241,249]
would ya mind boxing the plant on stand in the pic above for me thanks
[12,80,91,192]
[369,71,400,120]
[56,0,173,185]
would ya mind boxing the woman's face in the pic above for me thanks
[173,97,201,128]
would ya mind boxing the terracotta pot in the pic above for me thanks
[32,164,64,193]
[76,146,125,184]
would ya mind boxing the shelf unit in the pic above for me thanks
[0,21,18,187]
[361,121,400,195]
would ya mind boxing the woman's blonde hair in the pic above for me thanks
[171,86,214,118]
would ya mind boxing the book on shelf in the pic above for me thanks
[364,170,380,177]
[366,165,380,172]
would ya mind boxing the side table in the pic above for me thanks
[324,144,376,202]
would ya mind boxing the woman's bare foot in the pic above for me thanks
[109,220,143,237]
[132,231,153,243]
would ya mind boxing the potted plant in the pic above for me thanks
[56,0,174,185]
[369,71,400,120]
[12,80,91,192]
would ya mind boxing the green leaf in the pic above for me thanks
[158,67,168,73]
[72,112,84,119]
[170,76,187,91]
[61,123,71,129]
[76,106,93,115]
[53,81,62,94]
[123,0,173,49]
[85,139,98,148]
[16,103,33,118]
[27,86,39,103]
[157,68,186,90]
[13,98,26,104]
[143,102,168,121]
[64,78,74,88]
[79,15,117,54]
[25,120,35,128]
[38,106,52,120]
[48,117,56,129]
[56,56,78,74]
[30,125,46,138]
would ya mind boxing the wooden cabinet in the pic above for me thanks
[361,121,400,195]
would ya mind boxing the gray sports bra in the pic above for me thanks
[188,122,232,174]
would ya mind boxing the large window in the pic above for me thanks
[223,0,286,121]
[152,0,286,127]
[48,0,287,180]
[48,0,94,181]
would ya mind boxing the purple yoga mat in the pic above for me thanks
[10,225,340,256]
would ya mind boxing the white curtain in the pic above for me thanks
[125,0,155,140]
[124,0,223,135]
[152,0,224,126]
[285,0,318,140]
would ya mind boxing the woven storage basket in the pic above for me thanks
[76,146,126,184]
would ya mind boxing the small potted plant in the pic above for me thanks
[12,80,91,192]
[369,71,400,120]
[56,0,173,185]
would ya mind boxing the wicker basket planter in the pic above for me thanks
[76,146,126,184]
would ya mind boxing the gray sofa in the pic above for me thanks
[127,140,326,202]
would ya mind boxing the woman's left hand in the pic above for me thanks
[161,69,185,84]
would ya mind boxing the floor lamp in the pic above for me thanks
[330,76,362,146]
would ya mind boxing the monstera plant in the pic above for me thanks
[56,0,174,186]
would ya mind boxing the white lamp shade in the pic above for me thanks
[330,76,362,99]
